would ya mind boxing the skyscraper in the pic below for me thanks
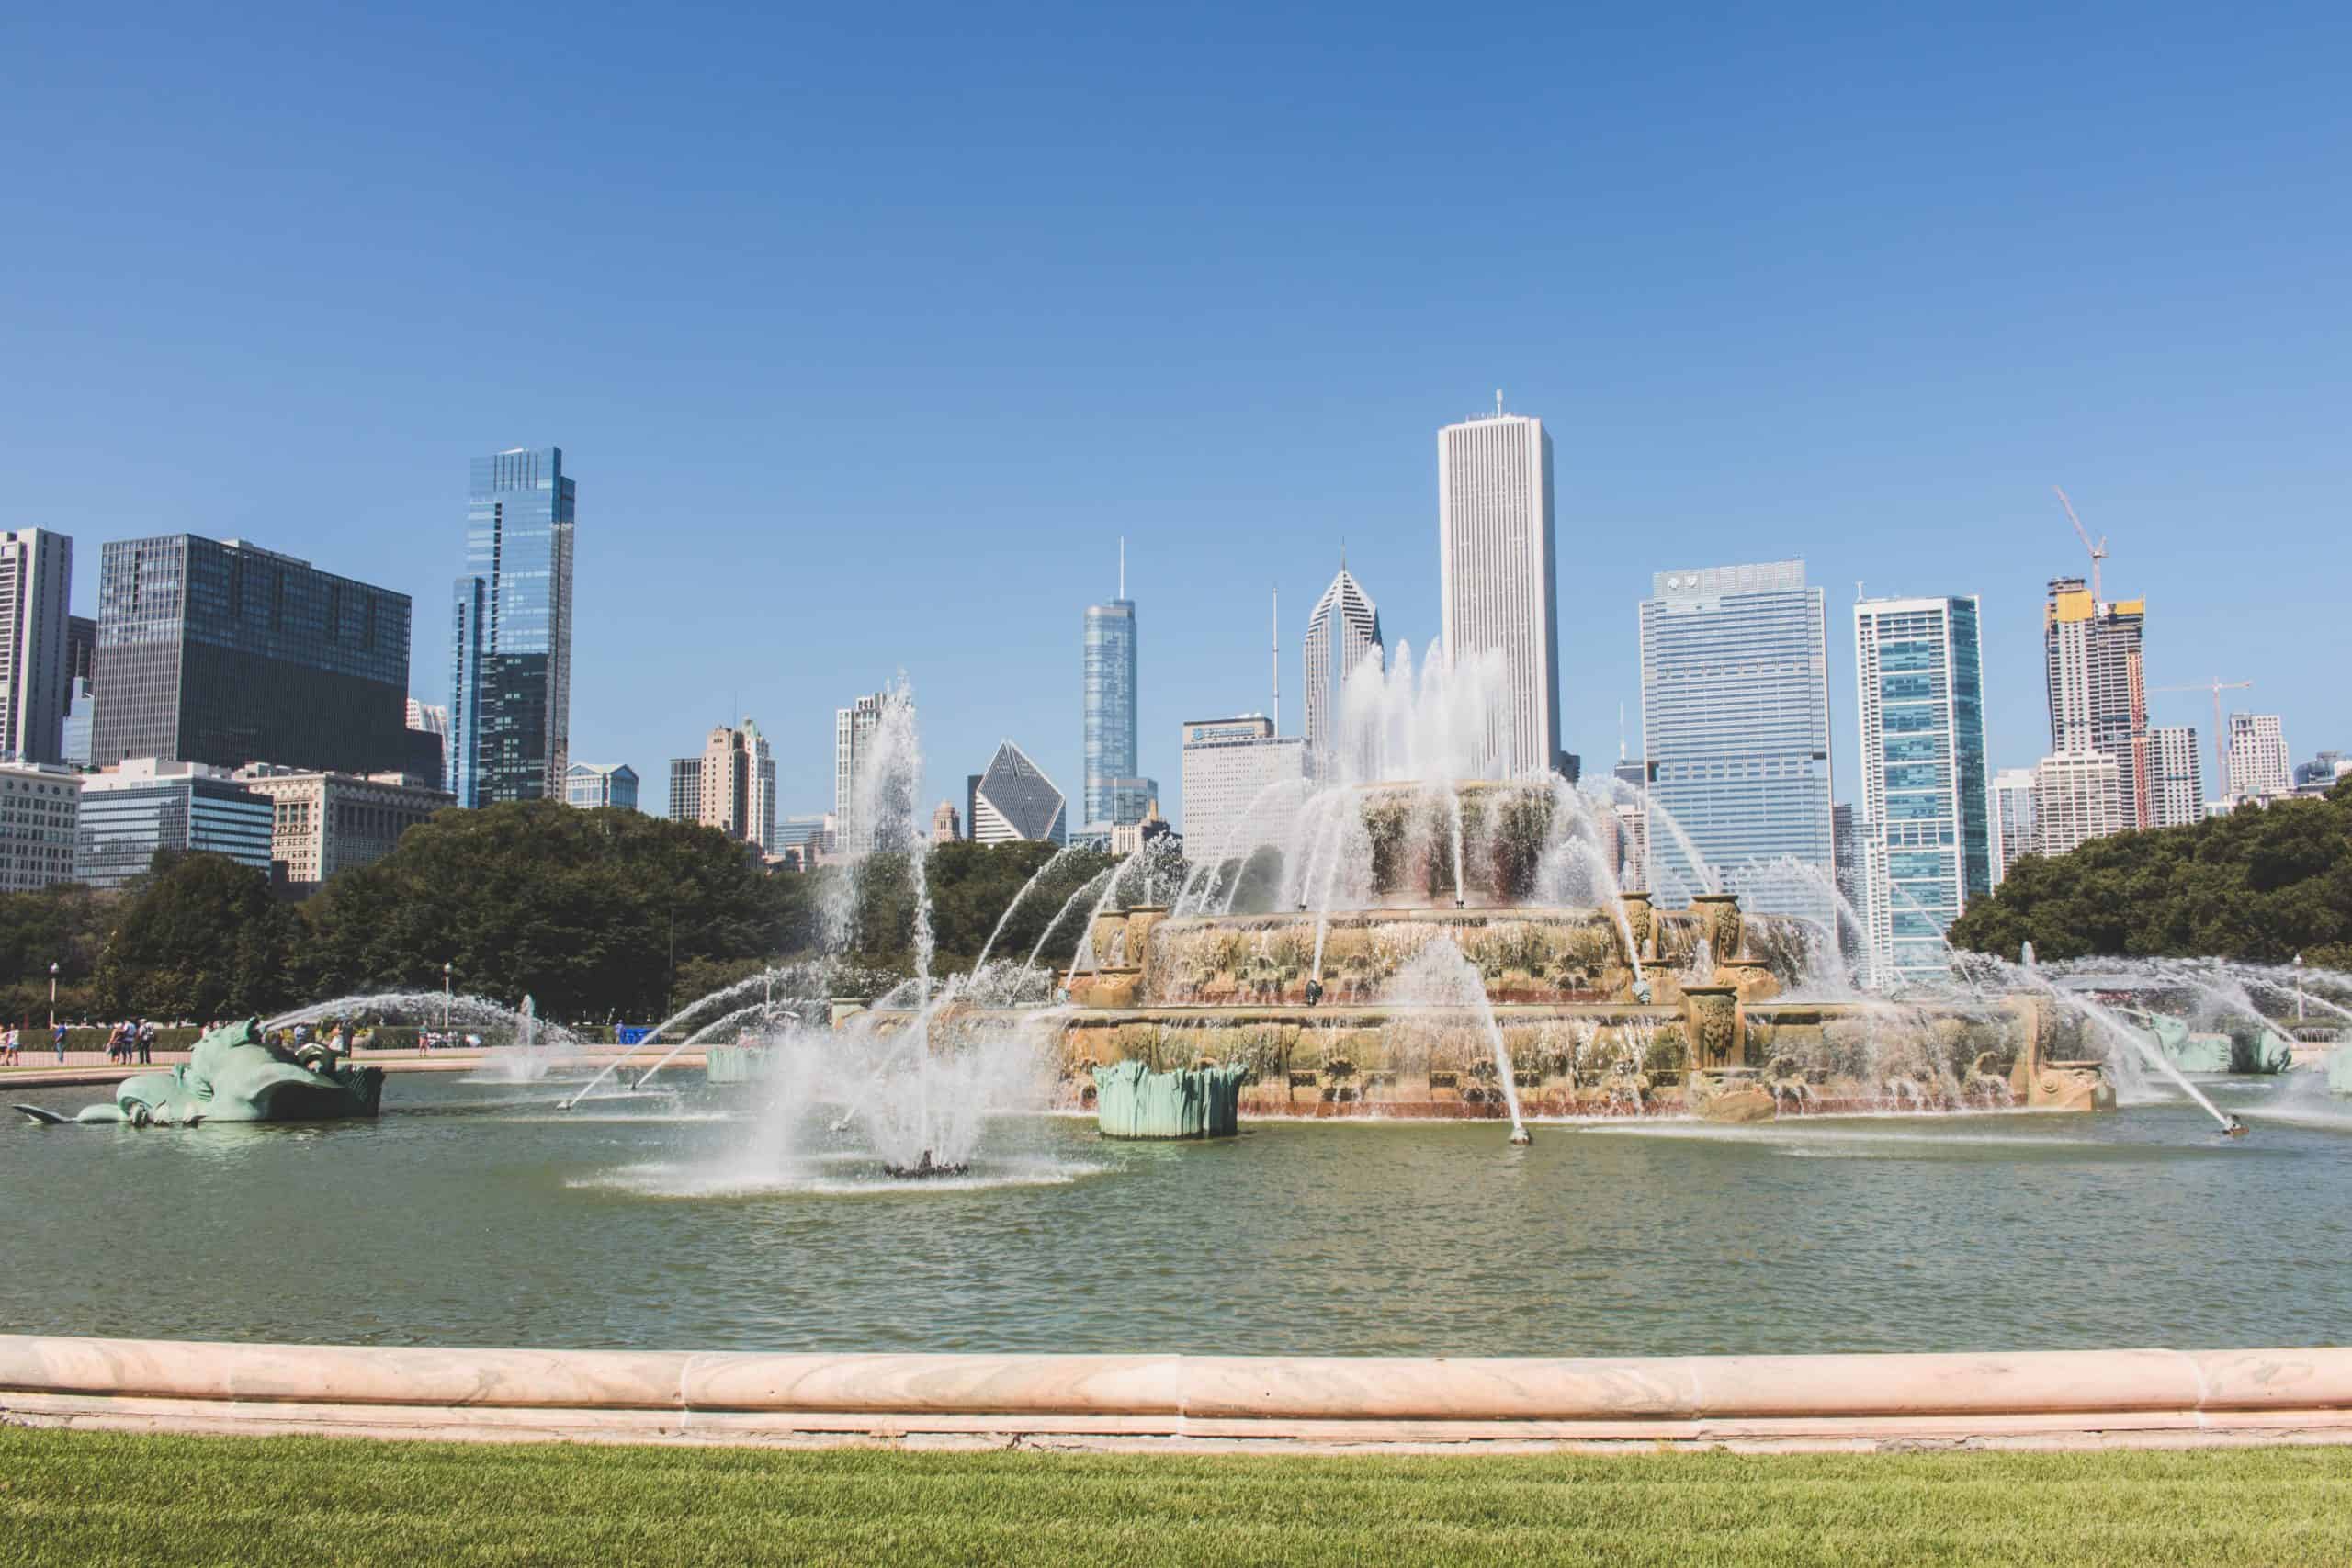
[678,719,776,850]
[1852,594,1992,987]
[91,536,412,774]
[968,739,1068,845]
[2227,713,2291,799]
[451,447,575,807]
[1082,548,1150,832]
[0,529,74,765]
[1179,715,1308,863]
[834,691,885,852]
[1990,767,2040,884]
[62,613,96,766]
[1830,803,1863,919]
[2035,750,2126,857]
[1438,403,1561,775]
[2148,726,2204,828]
[1302,563,1382,774]
[668,757,702,822]
[2043,577,2149,829]
[1637,560,1834,926]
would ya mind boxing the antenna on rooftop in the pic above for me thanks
[1618,703,1627,762]
[1494,389,1505,417]
[1118,536,1125,601]
[1271,584,1281,736]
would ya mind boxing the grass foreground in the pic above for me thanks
[5,1427,2352,1566]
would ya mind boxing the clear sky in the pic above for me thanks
[5,2,2346,825]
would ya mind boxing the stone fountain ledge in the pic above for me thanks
[5,1336,2350,1454]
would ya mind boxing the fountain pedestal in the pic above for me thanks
[1093,1060,1246,1139]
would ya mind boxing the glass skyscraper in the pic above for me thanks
[451,448,575,807]
[1852,595,1991,987]
[1637,560,1835,929]
[1082,579,1150,834]
[90,536,412,773]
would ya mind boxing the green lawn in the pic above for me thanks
[4,1428,2349,1566]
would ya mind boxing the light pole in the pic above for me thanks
[2295,953,2305,1024]
[442,962,453,1034]
[48,961,59,1032]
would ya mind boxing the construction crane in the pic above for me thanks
[2052,485,2109,604]
[2154,678,2253,796]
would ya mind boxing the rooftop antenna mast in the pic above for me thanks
[1494,389,1504,417]
[1118,536,1125,601]
[1271,584,1280,735]
[1617,703,1627,762]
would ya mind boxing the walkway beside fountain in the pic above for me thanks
[1092,1059,1245,1139]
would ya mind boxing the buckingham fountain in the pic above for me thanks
[824,648,2191,1152]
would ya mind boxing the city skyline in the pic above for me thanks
[6,423,2342,847]
[2,8,2345,831]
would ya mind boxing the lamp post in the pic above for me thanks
[442,962,453,1033]
[2295,953,2305,1024]
[49,961,59,1032]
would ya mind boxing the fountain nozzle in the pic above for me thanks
[1507,1127,1532,1146]
[1453,897,1465,909]
[2223,1116,2248,1139]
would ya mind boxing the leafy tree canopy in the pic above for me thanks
[1948,780,2352,971]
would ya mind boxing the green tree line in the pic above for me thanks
[0,803,1119,1026]
[1949,776,2352,969]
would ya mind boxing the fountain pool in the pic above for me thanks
[4,1070,2345,1357]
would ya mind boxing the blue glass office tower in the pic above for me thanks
[452,449,575,807]
[1082,568,1151,833]
[1637,560,1835,929]
[1853,595,1991,987]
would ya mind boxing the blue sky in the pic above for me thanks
[4,1,2346,824]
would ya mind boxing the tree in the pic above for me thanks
[0,882,118,1024]
[299,802,797,1021]
[92,852,303,1021]
[1949,787,2352,970]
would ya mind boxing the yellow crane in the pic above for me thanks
[2154,678,2253,796]
[2052,485,2109,603]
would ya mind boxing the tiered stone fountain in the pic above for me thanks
[1048,781,2111,1125]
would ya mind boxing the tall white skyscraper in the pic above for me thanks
[0,529,74,765]
[834,692,886,853]
[2226,713,2291,799]
[1438,404,1561,776]
[2148,725,2204,829]
[1852,595,1992,987]
[1301,563,1382,774]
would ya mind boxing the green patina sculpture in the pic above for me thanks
[1093,1059,1246,1139]
[57,1017,383,1126]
